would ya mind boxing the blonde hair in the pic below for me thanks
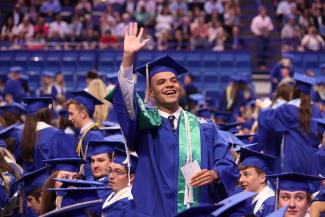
[87,79,111,124]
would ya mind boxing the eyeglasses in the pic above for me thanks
[106,169,127,176]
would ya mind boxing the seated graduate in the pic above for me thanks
[65,90,104,179]
[20,97,76,173]
[14,166,49,217]
[102,148,138,217]
[269,172,325,217]
[40,158,85,214]
[87,140,115,199]
[45,178,109,217]
[238,147,277,217]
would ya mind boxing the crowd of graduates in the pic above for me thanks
[0,22,325,217]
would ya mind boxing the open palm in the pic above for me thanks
[124,22,149,54]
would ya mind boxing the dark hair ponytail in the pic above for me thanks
[293,86,311,134]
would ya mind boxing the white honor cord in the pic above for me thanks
[182,109,194,208]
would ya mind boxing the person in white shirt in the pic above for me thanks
[301,26,325,51]
[250,6,274,68]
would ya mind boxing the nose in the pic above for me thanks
[27,201,32,208]
[239,175,245,184]
[288,198,296,208]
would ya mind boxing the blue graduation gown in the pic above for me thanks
[22,126,77,173]
[4,79,26,103]
[258,102,321,174]
[112,84,239,217]
[102,197,129,217]
[312,147,325,177]
[96,176,112,201]
[78,129,104,180]
[252,196,275,217]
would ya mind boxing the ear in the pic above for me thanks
[148,86,154,97]
[130,174,135,184]
[259,173,266,184]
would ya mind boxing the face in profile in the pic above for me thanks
[278,190,309,217]
[239,167,266,193]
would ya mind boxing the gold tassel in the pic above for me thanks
[55,196,63,209]
[144,64,150,104]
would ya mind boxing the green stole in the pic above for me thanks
[136,95,201,212]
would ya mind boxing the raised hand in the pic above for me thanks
[124,22,149,55]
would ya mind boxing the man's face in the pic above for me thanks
[278,190,309,217]
[108,162,129,192]
[149,72,180,109]
[54,171,79,188]
[239,167,266,192]
[26,195,42,215]
[91,153,111,179]
[68,103,85,129]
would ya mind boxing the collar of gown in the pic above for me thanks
[158,107,181,128]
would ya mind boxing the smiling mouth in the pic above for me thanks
[164,90,177,95]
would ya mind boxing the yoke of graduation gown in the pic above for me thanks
[22,126,77,173]
[258,103,321,174]
[111,84,239,217]
[102,188,130,217]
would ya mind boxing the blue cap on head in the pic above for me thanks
[268,172,325,192]
[211,191,257,216]
[239,148,277,175]
[0,123,20,139]
[42,70,55,78]
[87,140,115,158]
[188,93,206,106]
[99,126,122,137]
[9,66,22,73]
[40,199,102,217]
[266,206,288,217]
[112,148,138,173]
[218,130,246,146]
[293,73,315,95]
[23,97,53,116]
[0,102,26,115]
[14,166,49,195]
[135,55,187,79]
[51,178,105,188]
[70,90,103,118]
[233,143,258,152]
[313,118,325,135]
[44,158,85,173]
[104,134,125,144]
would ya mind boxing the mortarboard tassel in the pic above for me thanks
[144,64,150,104]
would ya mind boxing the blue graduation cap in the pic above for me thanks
[0,102,26,115]
[188,93,206,106]
[44,158,85,173]
[213,111,230,122]
[135,55,188,78]
[0,123,20,139]
[52,178,105,188]
[211,191,257,216]
[113,148,138,173]
[239,148,277,175]
[266,206,288,217]
[313,118,325,135]
[104,134,125,144]
[70,90,103,117]
[218,130,246,147]
[174,204,220,217]
[219,121,243,132]
[233,143,258,152]
[293,73,316,94]
[99,126,122,137]
[40,199,102,217]
[14,166,49,195]
[42,70,55,78]
[268,172,325,192]
[314,186,325,202]
[9,66,22,73]
[23,97,53,116]
[86,140,115,158]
